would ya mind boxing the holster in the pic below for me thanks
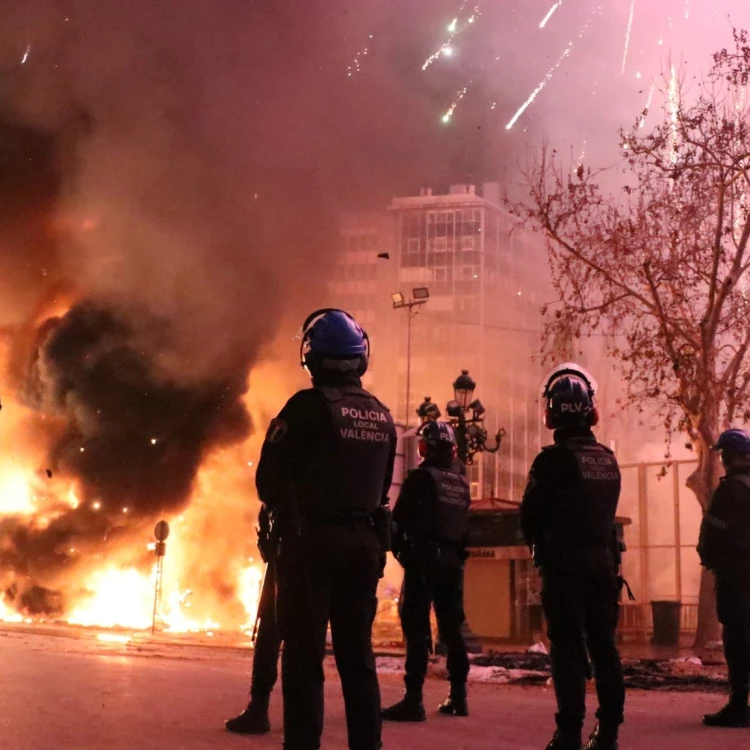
[372,504,392,553]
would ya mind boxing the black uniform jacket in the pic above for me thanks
[392,456,470,558]
[698,466,750,573]
[520,427,621,567]
[255,371,397,525]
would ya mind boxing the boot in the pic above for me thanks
[583,723,619,750]
[225,696,271,734]
[438,684,468,717]
[545,728,583,750]
[702,691,749,728]
[382,691,426,722]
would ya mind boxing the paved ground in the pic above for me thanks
[0,628,747,750]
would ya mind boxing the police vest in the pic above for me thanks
[546,440,621,548]
[424,465,471,543]
[299,386,396,515]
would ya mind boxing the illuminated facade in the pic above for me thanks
[328,184,550,501]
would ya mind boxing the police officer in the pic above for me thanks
[382,420,471,723]
[698,428,750,728]
[226,505,282,734]
[521,365,624,750]
[255,308,397,750]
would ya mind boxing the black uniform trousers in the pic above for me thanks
[399,546,470,694]
[715,568,750,696]
[250,564,282,700]
[277,523,382,750]
[540,550,624,731]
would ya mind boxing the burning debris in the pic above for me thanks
[437,652,731,692]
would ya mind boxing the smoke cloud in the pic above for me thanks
[0,1,342,609]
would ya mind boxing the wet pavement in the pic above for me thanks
[0,628,746,749]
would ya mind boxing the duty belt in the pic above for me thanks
[302,510,375,528]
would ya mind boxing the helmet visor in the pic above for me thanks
[541,361,598,397]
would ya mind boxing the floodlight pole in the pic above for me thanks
[394,298,427,426]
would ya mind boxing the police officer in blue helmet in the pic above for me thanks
[253,309,397,750]
[521,364,624,750]
[699,428,750,727]
[382,419,471,723]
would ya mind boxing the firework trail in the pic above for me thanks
[621,0,636,75]
[668,65,680,164]
[21,44,31,64]
[442,82,470,122]
[539,1,564,29]
[506,11,597,131]
[422,1,481,70]
[639,82,656,128]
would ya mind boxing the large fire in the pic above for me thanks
[0,365,268,635]
[0,446,266,632]
[0,323,300,638]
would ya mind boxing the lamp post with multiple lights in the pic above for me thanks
[391,287,430,426]
[417,371,505,469]
[415,376,504,655]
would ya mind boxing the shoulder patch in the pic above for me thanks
[265,418,288,444]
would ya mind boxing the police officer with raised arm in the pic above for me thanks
[521,364,624,750]
[255,309,397,750]
[382,420,471,723]
[698,428,750,728]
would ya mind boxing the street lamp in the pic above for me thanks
[445,372,506,655]
[416,396,442,424]
[392,288,430,426]
[452,370,476,409]
[446,370,505,467]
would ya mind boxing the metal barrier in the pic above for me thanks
[617,601,698,644]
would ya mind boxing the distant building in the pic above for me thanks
[327,183,551,501]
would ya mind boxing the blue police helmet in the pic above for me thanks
[300,309,369,375]
[713,428,750,454]
[420,420,457,447]
[545,375,597,429]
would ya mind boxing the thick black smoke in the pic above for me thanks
[29,301,252,512]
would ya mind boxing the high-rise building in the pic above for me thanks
[327,184,550,500]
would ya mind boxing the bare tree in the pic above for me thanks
[511,30,750,648]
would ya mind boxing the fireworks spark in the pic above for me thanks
[506,11,597,131]
[347,34,374,77]
[442,82,470,122]
[668,64,680,164]
[639,82,656,128]
[21,45,30,65]
[621,0,636,75]
[539,1,564,29]
[422,2,481,71]
[574,139,588,172]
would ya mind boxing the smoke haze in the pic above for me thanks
[0,0,743,612]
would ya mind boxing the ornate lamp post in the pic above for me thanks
[445,370,505,467]
[414,371,506,654]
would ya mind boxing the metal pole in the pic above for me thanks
[151,556,163,635]
[405,308,412,426]
[673,462,682,603]
[638,463,650,604]
[457,408,468,466]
